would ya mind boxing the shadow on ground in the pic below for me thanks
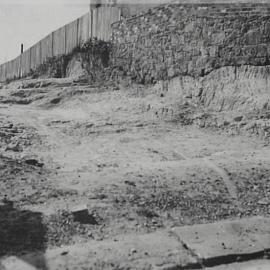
[0,202,47,269]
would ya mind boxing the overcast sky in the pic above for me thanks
[0,0,90,64]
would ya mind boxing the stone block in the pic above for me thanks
[171,217,270,261]
[71,205,98,225]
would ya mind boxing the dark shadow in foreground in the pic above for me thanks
[0,201,47,269]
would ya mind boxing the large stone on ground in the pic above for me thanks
[1,217,269,270]
[0,256,37,270]
[171,217,270,263]
[206,260,270,270]
[1,231,197,270]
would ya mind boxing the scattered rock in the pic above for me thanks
[50,98,61,104]
[234,116,243,122]
[1,197,14,208]
[124,180,136,187]
[258,198,270,205]
[5,141,22,152]
[136,207,159,218]
[71,205,98,225]
[25,158,44,168]
[184,94,192,99]
[10,127,19,133]
[61,251,69,256]
[1,123,13,129]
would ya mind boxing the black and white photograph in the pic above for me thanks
[0,0,269,269]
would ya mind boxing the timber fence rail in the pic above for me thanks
[0,6,120,82]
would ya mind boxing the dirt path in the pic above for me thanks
[0,82,269,266]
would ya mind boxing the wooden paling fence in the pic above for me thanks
[0,6,120,82]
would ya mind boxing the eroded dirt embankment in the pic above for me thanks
[149,65,270,141]
[0,76,269,260]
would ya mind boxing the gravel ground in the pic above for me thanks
[0,81,269,258]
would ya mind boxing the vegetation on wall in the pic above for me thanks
[29,38,113,80]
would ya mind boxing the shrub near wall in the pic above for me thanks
[30,39,112,80]
[112,3,270,84]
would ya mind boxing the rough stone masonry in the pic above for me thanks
[111,1,270,84]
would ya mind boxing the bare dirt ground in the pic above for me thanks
[0,79,269,265]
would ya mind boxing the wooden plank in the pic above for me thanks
[30,42,42,70]
[78,13,90,45]
[65,19,78,54]
[21,50,31,77]
[53,26,66,56]
[89,10,92,39]
[41,34,53,62]
[0,64,5,82]
[92,8,98,38]
[13,56,21,79]
[0,65,3,82]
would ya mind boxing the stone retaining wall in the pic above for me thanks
[112,3,270,83]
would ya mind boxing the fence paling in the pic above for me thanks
[78,13,90,45]
[13,56,20,79]
[30,42,42,70]
[41,34,53,62]
[66,19,78,54]
[78,14,89,45]
[0,65,6,81]
[21,50,31,77]
[53,26,66,57]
